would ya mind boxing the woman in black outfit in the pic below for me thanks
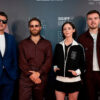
[53,22,85,100]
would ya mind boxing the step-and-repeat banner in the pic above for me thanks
[1,0,100,50]
[1,1,100,99]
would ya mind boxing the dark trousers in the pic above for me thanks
[86,72,100,100]
[0,69,15,100]
[19,77,46,100]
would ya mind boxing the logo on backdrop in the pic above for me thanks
[35,0,64,1]
[41,19,47,38]
[88,0,100,5]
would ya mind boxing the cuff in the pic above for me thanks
[75,69,81,76]
[53,65,58,71]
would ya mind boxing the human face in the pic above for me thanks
[63,23,75,39]
[0,15,7,33]
[87,13,100,30]
[29,20,41,36]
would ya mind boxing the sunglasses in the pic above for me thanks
[0,19,7,24]
[29,25,40,28]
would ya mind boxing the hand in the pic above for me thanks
[29,73,41,84]
[34,78,42,84]
[29,71,40,83]
[29,71,40,80]
[29,75,41,84]
[68,70,77,76]
[54,67,60,72]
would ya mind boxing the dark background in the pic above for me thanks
[1,0,100,99]
[1,0,100,50]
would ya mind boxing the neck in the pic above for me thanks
[89,28,98,34]
[64,37,73,45]
[31,35,41,44]
[0,31,4,35]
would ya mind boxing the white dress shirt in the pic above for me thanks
[90,33,100,71]
[0,34,5,57]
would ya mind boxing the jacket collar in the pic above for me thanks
[85,29,100,38]
[59,39,78,57]
[59,39,78,46]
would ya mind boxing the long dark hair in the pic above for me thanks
[62,21,77,39]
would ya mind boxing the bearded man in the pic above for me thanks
[78,10,100,100]
[18,17,52,100]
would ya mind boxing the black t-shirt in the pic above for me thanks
[65,44,72,59]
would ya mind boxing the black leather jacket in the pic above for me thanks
[53,40,85,78]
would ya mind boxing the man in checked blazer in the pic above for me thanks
[0,11,18,100]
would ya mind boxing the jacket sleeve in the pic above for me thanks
[79,45,86,78]
[53,44,60,66]
[38,43,52,75]
[53,44,62,75]
[18,43,32,77]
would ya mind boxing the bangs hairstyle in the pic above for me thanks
[0,11,8,21]
[28,17,41,27]
[86,10,100,18]
[62,21,77,39]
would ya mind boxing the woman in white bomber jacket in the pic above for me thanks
[53,22,85,100]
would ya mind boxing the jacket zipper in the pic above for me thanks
[64,46,71,77]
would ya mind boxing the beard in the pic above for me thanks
[30,30,40,36]
[89,22,99,29]
[89,26,98,30]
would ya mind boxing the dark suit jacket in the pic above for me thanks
[78,29,100,78]
[0,33,18,81]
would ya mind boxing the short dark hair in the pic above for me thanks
[86,10,100,18]
[0,11,8,21]
[28,17,41,27]
[62,21,77,39]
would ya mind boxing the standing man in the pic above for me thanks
[18,17,52,100]
[78,10,100,100]
[0,11,18,100]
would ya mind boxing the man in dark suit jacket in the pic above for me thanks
[0,11,18,100]
[78,10,100,100]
